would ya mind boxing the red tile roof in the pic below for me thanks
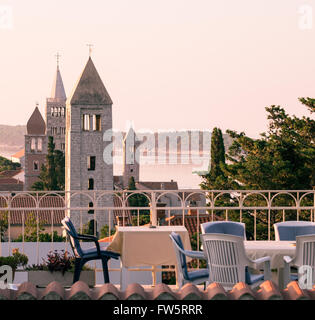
[1,280,314,300]
[0,195,65,225]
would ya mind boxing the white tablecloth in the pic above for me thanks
[245,241,296,269]
[106,226,191,268]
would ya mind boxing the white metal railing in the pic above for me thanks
[0,189,314,281]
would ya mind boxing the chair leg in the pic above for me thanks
[101,257,110,283]
[73,258,85,284]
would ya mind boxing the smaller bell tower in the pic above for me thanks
[24,105,48,190]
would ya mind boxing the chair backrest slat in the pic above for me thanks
[202,233,245,287]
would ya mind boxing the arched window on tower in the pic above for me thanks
[31,138,36,151]
[61,107,65,117]
[88,178,94,190]
[88,202,94,214]
[37,138,42,152]
[33,160,39,171]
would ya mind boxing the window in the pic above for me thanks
[33,161,39,171]
[51,107,54,116]
[37,138,42,152]
[58,107,61,117]
[54,107,58,117]
[88,202,94,214]
[83,114,90,131]
[31,138,36,151]
[87,156,96,171]
[61,143,65,151]
[92,115,101,131]
[88,178,94,190]
[61,107,65,117]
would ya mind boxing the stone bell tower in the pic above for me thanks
[24,106,48,190]
[45,56,67,152]
[65,57,114,230]
[123,127,140,188]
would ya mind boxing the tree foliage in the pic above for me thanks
[200,99,315,239]
[32,136,65,191]
[0,156,21,172]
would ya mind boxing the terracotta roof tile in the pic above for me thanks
[228,282,256,300]
[255,280,282,300]
[16,282,38,300]
[0,196,65,225]
[123,283,147,300]
[179,283,204,300]
[150,283,177,300]
[67,281,91,300]
[0,169,23,178]
[41,281,65,300]
[2,280,315,300]
[11,149,25,159]
[95,283,120,300]
[282,281,310,300]
[205,282,228,300]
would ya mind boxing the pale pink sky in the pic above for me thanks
[0,0,315,137]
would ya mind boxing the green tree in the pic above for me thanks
[200,127,231,190]
[99,224,116,239]
[0,156,21,172]
[127,176,150,214]
[0,211,8,241]
[219,100,315,239]
[32,136,65,191]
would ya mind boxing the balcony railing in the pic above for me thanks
[0,189,314,282]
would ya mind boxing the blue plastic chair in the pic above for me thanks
[274,221,315,241]
[201,221,247,239]
[62,217,120,284]
[169,232,209,288]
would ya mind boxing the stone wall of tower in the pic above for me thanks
[122,133,140,188]
[65,104,114,230]
[24,135,47,190]
[46,99,66,152]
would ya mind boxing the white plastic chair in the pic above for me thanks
[201,233,271,290]
[283,234,315,288]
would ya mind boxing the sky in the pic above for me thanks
[0,0,315,138]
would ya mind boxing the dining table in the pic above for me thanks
[106,225,192,288]
[244,240,296,289]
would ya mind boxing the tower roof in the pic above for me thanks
[26,107,46,135]
[51,66,67,101]
[69,57,112,105]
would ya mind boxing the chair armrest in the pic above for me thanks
[251,256,271,266]
[283,256,293,264]
[248,256,271,280]
[76,233,101,256]
[183,250,206,260]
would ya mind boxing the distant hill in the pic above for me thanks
[0,125,26,158]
